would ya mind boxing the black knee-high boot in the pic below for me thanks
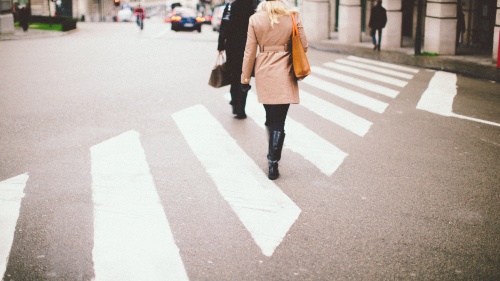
[267,128,285,180]
[234,87,248,119]
[235,91,248,119]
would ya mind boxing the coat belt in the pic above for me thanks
[259,44,290,52]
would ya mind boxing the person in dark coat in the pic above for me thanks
[456,2,466,48]
[18,0,31,32]
[12,2,20,23]
[368,0,387,51]
[217,0,255,119]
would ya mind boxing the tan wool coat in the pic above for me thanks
[241,11,308,104]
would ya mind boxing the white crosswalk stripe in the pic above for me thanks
[0,174,29,279]
[346,56,419,74]
[91,131,189,281]
[417,71,500,127]
[311,66,400,98]
[332,59,413,80]
[172,105,301,257]
[323,62,409,87]
[300,90,372,137]
[301,75,389,113]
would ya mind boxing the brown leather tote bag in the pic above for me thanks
[291,14,311,80]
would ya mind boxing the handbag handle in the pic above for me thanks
[291,14,299,37]
[215,52,226,66]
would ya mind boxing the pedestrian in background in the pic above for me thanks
[456,2,466,48]
[18,1,31,32]
[134,4,146,29]
[12,2,20,23]
[217,0,255,119]
[368,0,387,51]
[240,0,308,180]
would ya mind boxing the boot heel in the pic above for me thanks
[268,161,279,180]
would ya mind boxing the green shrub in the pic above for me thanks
[418,51,439,56]
[29,16,77,31]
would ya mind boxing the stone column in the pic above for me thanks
[0,0,14,34]
[382,0,402,49]
[0,14,14,34]
[424,0,457,55]
[493,0,500,62]
[301,0,330,42]
[339,0,361,43]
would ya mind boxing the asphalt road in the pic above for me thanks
[0,18,499,280]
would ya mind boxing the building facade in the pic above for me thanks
[302,0,500,61]
[2,0,499,62]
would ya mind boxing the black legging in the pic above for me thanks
[264,104,290,132]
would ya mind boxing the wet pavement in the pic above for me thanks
[2,26,499,82]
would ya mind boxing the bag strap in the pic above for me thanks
[215,52,226,66]
[291,14,299,37]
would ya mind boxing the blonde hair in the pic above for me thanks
[259,0,291,27]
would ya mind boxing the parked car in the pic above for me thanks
[211,5,225,32]
[170,8,204,32]
[117,8,133,22]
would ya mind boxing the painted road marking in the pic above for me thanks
[417,71,457,116]
[0,173,28,278]
[91,131,189,281]
[172,105,301,256]
[323,62,408,88]
[300,90,373,137]
[312,66,400,98]
[335,58,415,80]
[227,93,348,176]
[347,56,420,74]
[302,75,388,113]
[417,71,500,127]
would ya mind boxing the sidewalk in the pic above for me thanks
[0,27,67,41]
[310,36,500,83]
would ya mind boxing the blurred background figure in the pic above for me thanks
[217,0,255,119]
[368,0,387,51]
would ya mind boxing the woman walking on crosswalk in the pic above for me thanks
[240,0,308,180]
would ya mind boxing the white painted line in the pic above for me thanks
[416,71,457,116]
[417,71,500,127]
[172,105,301,256]
[347,55,420,73]
[0,173,28,278]
[300,90,373,137]
[91,131,189,281]
[323,60,408,87]
[226,93,348,175]
[335,58,414,80]
[285,117,348,176]
[302,75,388,113]
[312,66,400,98]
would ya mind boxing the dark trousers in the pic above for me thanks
[371,28,382,49]
[229,80,241,105]
[230,79,246,115]
[264,104,290,132]
[227,48,246,116]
